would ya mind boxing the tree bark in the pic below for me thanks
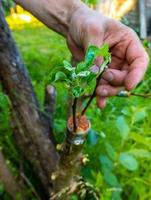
[51,115,90,199]
[44,85,56,144]
[0,7,59,196]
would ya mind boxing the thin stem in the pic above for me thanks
[81,91,151,116]
[131,93,151,98]
[72,98,77,132]
[81,87,96,116]
[81,72,103,116]
[83,92,151,100]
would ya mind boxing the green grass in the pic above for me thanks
[0,23,151,200]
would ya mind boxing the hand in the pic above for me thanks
[67,7,149,108]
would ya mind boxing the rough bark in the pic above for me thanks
[51,115,90,200]
[0,7,59,196]
[44,85,56,144]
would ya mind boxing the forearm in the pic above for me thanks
[14,0,86,36]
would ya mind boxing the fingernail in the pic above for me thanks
[100,89,108,96]
[104,72,114,82]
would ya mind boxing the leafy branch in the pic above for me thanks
[51,44,111,130]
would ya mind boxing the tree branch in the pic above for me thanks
[81,73,102,116]
[44,85,56,143]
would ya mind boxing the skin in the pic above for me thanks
[68,7,149,108]
[15,0,149,108]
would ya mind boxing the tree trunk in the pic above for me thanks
[50,114,90,199]
[0,7,59,197]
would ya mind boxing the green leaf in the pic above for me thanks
[133,108,147,123]
[72,86,84,97]
[77,70,90,77]
[88,129,98,145]
[86,72,97,83]
[59,44,111,100]
[97,44,110,57]
[119,152,139,171]
[76,61,87,73]
[98,61,108,75]
[99,154,114,171]
[103,170,120,187]
[111,191,122,200]
[95,172,103,189]
[116,116,130,140]
[63,60,73,71]
[85,44,111,76]
[104,141,116,160]
[128,149,151,159]
[70,195,78,200]
[130,132,151,149]
[85,45,98,66]
[121,107,131,116]
[54,71,67,82]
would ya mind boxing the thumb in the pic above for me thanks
[83,23,104,49]
[67,33,84,62]
[83,24,105,66]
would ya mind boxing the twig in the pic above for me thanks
[131,93,151,98]
[72,98,77,132]
[81,69,105,116]
[81,86,96,116]
[117,91,151,99]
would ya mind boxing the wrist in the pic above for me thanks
[68,1,88,20]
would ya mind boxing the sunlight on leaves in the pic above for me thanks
[116,116,130,140]
[119,152,138,171]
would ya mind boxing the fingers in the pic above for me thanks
[108,55,124,70]
[96,69,127,108]
[96,84,124,109]
[97,96,107,109]
[125,36,149,90]
[96,67,128,109]
[94,57,103,66]
[102,68,127,86]
[96,83,124,109]
[96,84,123,97]
[125,53,149,90]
